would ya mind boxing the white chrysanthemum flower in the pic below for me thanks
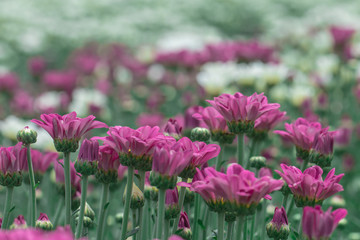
[197,62,239,95]
[68,88,107,117]
[34,91,63,113]
[315,54,339,86]
[289,83,315,107]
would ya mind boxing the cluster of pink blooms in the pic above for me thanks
[155,40,277,68]
[0,226,82,240]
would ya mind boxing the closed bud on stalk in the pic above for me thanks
[190,127,210,143]
[35,213,53,231]
[123,183,145,209]
[249,156,266,169]
[17,126,37,145]
[75,215,95,228]
[115,212,123,224]
[74,202,95,221]
[266,207,290,240]
[176,212,192,240]
[10,215,27,230]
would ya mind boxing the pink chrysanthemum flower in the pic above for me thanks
[150,145,193,190]
[100,126,175,171]
[208,92,280,135]
[252,109,288,140]
[184,164,283,214]
[275,164,344,207]
[274,118,334,161]
[31,112,107,153]
[302,205,347,240]
[0,143,26,187]
[193,106,235,144]
[172,137,220,178]
[96,145,121,184]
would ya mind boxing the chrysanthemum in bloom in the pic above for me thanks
[193,106,235,144]
[184,164,283,215]
[31,112,107,153]
[150,146,193,190]
[172,137,220,178]
[302,205,347,240]
[96,146,120,184]
[0,143,26,187]
[208,92,280,135]
[251,109,288,140]
[100,126,174,171]
[74,139,99,176]
[310,131,337,168]
[274,118,334,161]
[275,164,344,207]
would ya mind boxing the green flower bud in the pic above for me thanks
[190,127,210,143]
[115,212,123,224]
[35,213,53,231]
[17,126,37,145]
[123,183,145,209]
[249,156,266,169]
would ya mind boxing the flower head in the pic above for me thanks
[10,215,27,229]
[36,213,53,231]
[252,109,288,140]
[96,146,120,184]
[31,112,107,153]
[275,164,344,207]
[302,205,347,240]
[0,143,26,187]
[164,119,182,140]
[28,56,47,76]
[208,92,280,134]
[310,131,337,168]
[165,188,180,219]
[176,212,192,240]
[266,207,290,239]
[75,139,99,175]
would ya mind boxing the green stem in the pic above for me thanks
[26,145,36,227]
[243,216,248,240]
[75,176,88,239]
[63,152,72,226]
[202,207,209,240]
[287,197,295,217]
[141,199,150,240]
[164,219,170,240]
[218,212,225,240]
[246,140,257,169]
[132,209,137,232]
[121,166,134,240]
[298,210,303,239]
[137,170,146,240]
[237,134,244,166]
[261,201,267,239]
[250,215,255,240]
[226,221,234,240]
[2,187,14,229]
[193,194,201,239]
[156,188,166,239]
[53,197,64,227]
[235,215,244,240]
[216,144,224,171]
[96,183,110,240]
[301,158,309,172]
[282,194,289,208]
[172,179,188,234]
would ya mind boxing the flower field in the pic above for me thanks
[0,0,359,239]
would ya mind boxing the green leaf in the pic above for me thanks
[197,219,206,230]
[125,226,140,238]
[104,202,110,210]
[9,205,15,213]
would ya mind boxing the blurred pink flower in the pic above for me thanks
[43,70,78,93]
[28,56,47,76]
[302,205,347,240]
[0,72,19,93]
[0,143,26,174]
[136,113,164,127]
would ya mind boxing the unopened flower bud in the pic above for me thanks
[249,156,266,169]
[190,127,210,143]
[10,215,27,229]
[165,188,180,220]
[115,212,123,224]
[35,213,53,231]
[266,207,290,240]
[184,187,195,205]
[176,212,192,240]
[124,183,145,209]
[17,126,37,145]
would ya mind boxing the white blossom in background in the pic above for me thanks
[34,91,64,113]
[68,88,107,117]
[314,54,339,87]
[197,62,240,95]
